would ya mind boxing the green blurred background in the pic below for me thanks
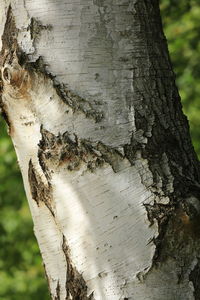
[0,1,199,299]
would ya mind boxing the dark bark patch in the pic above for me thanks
[0,5,18,61]
[27,56,104,123]
[145,194,200,270]
[174,199,200,240]
[62,235,94,300]
[189,260,200,300]
[53,83,104,123]
[55,281,60,300]
[43,263,52,299]
[0,108,11,130]
[154,201,200,264]
[38,127,123,174]
[122,0,200,275]
[38,128,103,172]
[28,159,54,216]
[28,17,52,42]
[0,6,32,133]
[120,0,200,283]
[144,201,175,262]
[0,7,103,128]
[0,6,17,130]
[96,142,124,173]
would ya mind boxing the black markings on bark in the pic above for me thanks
[29,17,52,42]
[55,281,61,300]
[38,127,123,174]
[0,5,17,59]
[96,142,124,173]
[0,6,17,127]
[122,0,200,288]
[0,6,103,127]
[28,159,54,216]
[29,55,104,123]
[38,128,103,172]
[62,235,94,300]
[53,83,104,123]
[124,0,200,197]
[144,202,174,262]
[0,5,26,68]
[43,263,52,299]
[189,260,200,300]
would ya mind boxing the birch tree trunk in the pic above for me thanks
[0,1,200,299]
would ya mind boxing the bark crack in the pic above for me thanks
[62,235,94,300]
[28,159,54,216]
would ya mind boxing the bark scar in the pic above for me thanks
[62,235,94,300]
[28,159,54,216]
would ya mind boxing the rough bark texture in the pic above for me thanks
[0,0,200,299]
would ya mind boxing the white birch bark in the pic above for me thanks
[0,1,200,299]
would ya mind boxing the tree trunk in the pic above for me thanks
[0,1,200,299]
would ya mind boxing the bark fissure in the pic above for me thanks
[28,159,54,216]
[62,236,94,300]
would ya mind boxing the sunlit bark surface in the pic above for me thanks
[0,1,200,299]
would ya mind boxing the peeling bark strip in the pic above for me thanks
[28,160,54,216]
[62,236,93,300]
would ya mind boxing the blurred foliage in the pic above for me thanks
[160,0,200,158]
[0,1,199,299]
[0,117,49,299]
